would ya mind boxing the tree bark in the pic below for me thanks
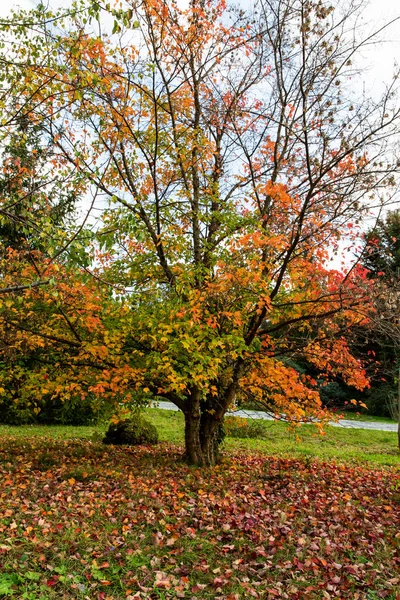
[184,407,222,467]
[182,378,240,466]
[184,409,203,465]
[199,410,222,466]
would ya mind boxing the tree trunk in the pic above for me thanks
[184,408,222,467]
[184,409,203,466]
[182,379,240,466]
[398,365,400,450]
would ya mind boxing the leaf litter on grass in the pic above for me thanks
[0,436,399,599]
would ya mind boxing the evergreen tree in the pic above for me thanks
[364,211,400,281]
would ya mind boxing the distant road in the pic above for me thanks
[152,401,398,433]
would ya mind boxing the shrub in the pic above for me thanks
[0,392,112,426]
[0,400,36,425]
[224,416,266,439]
[363,384,394,418]
[37,394,112,425]
[103,417,159,446]
[318,381,350,406]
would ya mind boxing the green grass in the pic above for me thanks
[144,408,400,467]
[0,422,107,439]
[1,407,398,467]
[335,410,396,424]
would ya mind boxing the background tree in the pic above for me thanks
[364,211,400,281]
[0,114,80,289]
[350,210,400,419]
[362,275,400,446]
[0,115,108,423]
[0,1,101,295]
[2,0,400,465]
[0,114,128,423]
[0,21,111,422]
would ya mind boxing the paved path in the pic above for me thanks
[152,401,398,432]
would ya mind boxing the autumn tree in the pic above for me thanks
[0,115,105,421]
[2,0,400,464]
[0,255,132,423]
[0,15,114,420]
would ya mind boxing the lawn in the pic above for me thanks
[333,411,396,424]
[1,408,399,467]
[145,409,400,467]
[0,410,399,599]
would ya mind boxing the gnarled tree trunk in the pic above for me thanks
[182,376,240,466]
[184,408,222,466]
[183,387,224,466]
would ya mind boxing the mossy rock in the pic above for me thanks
[103,418,158,446]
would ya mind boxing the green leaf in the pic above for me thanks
[24,572,40,581]
[112,20,121,34]
[0,573,20,595]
